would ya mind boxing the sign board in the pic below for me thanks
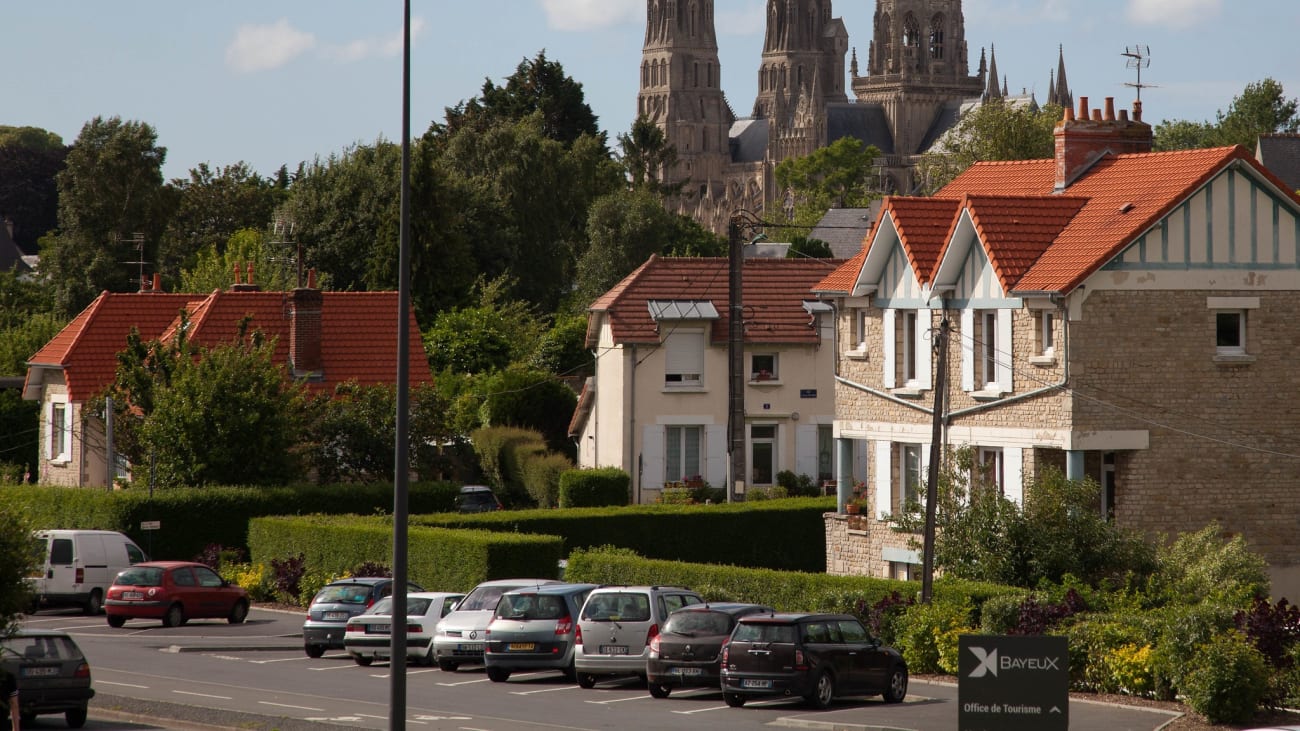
[140,520,161,531]
[958,634,1069,731]
[799,389,817,398]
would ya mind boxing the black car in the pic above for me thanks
[302,577,425,658]
[646,602,773,698]
[455,485,502,513]
[0,630,95,728]
[720,612,908,709]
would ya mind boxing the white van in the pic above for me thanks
[28,530,147,614]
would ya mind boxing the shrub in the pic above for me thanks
[219,562,275,602]
[1064,615,1149,693]
[194,543,246,570]
[1235,597,1300,706]
[1148,602,1238,701]
[269,553,307,602]
[1151,523,1269,608]
[557,467,629,508]
[978,593,1025,634]
[860,591,916,646]
[1105,643,1157,697]
[471,426,547,504]
[520,452,573,508]
[1181,630,1269,724]
[894,600,974,674]
[351,561,392,578]
[776,471,818,497]
[745,486,787,501]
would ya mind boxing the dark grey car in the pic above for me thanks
[646,602,773,698]
[0,629,95,728]
[301,577,425,658]
[483,583,599,682]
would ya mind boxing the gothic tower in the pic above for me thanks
[752,0,849,120]
[852,0,984,157]
[638,0,734,195]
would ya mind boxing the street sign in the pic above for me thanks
[140,520,161,531]
[958,634,1069,731]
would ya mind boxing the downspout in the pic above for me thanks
[945,297,1070,420]
[629,344,638,505]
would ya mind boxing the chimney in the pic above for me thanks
[289,273,323,377]
[1054,95,1154,191]
[230,261,261,292]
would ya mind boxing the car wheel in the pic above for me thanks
[577,673,597,689]
[883,664,908,703]
[66,705,88,728]
[83,589,103,615]
[107,615,127,628]
[724,692,746,707]
[228,599,249,624]
[305,644,326,659]
[162,604,184,628]
[486,666,510,683]
[648,683,671,699]
[437,658,458,672]
[354,654,373,667]
[805,670,835,710]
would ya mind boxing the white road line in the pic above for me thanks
[434,678,489,687]
[258,701,325,711]
[509,685,582,696]
[250,656,315,664]
[583,694,649,705]
[357,714,388,720]
[173,690,233,700]
[671,705,730,714]
[308,663,365,671]
[98,681,149,689]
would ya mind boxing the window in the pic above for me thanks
[976,447,1004,494]
[750,424,777,486]
[1039,311,1055,356]
[901,311,918,383]
[48,400,70,462]
[1216,311,1245,355]
[817,425,833,482]
[853,309,868,350]
[751,353,778,381]
[664,330,705,387]
[889,561,921,581]
[980,311,998,387]
[665,426,702,482]
[928,15,945,59]
[899,444,922,509]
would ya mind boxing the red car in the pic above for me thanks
[104,561,250,628]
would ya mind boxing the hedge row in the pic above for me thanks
[247,514,564,592]
[411,497,837,572]
[7,482,459,561]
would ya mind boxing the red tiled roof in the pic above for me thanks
[25,292,205,401]
[935,146,1294,293]
[590,256,841,346]
[884,197,962,283]
[956,194,1087,290]
[813,248,867,293]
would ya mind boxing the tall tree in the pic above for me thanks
[40,117,170,316]
[159,162,283,280]
[442,51,602,148]
[0,126,67,252]
[1155,78,1299,151]
[618,115,682,194]
[178,228,303,294]
[916,101,1061,194]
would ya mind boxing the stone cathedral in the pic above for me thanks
[637,0,1073,233]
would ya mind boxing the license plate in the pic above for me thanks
[741,679,772,689]
[324,611,349,621]
[23,667,60,677]
[598,644,629,655]
[507,642,535,651]
[123,591,143,600]
[368,624,390,634]
[456,643,483,652]
[670,667,703,676]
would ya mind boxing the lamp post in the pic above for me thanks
[726,210,767,503]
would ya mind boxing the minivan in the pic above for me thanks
[573,585,704,688]
[28,530,147,614]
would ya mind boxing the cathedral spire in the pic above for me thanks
[984,44,1002,100]
[1051,44,1073,108]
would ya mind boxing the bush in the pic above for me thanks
[860,591,916,647]
[893,600,974,674]
[557,467,629,508]
[521,452,573,508]
[1151,523,1269,608]
[978,592,1027,634]
[745,486,788,501]
[1148,603,1238,700]
[269,553,307,603]
[1181,630,1269,724]
[217,562,275,603]
[776,471,818,497]
[471,426,547,505]
[1064,615,1150,693]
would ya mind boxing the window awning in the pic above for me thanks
[647,300,720,321]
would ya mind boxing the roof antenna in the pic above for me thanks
[271,214,303,288]
[118,232,148,290]
[1122,45,1155,102]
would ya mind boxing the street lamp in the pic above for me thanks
[726,209,768,504]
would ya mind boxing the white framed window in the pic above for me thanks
[47,400,71,462]
[976,447,1004,494]
[980,310,998,387]
[665,425,702,482]
[1215,310,1246,355]
[854,309,868,349]
[750,353,779,381]
[750,424,777,486]
[901,311,918,383]
[664,329,705,388]
[1039,311,1055,356]
[889,561,921,581]
[899,443,922,510]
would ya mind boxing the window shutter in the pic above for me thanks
[997,308,1014,391]
[882,310,896,388]
[665,331,705,379]
[641,425,666,492]
[1004,447,1024,505]
[916,310,932,389]
[874,440,892,519]
[703,425,726,486]
[960,308,975,391]
[919,442,931,508]
[794,424,818,477]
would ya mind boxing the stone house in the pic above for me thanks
[569,254,852,503]
[815,96,1300,596]
[22,271,432,487]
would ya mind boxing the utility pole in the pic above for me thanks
[921,315,949,604]
[726,214,745,504]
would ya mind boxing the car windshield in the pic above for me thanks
[580,592,651,622]
[1,635,83,661]
[114,566,163,587]
[495,594,567,620]
[663,610,732,636]
[732,622,797,643]
[314,584,374,605]
[458,585,515,611]
[366,597,432,616]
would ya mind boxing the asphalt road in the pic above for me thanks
[20,607,1184,731]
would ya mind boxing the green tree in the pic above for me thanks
[530,313,593,378]
[776,137,881,211]
[178,228,303,294]
[618,115,682,194]
[41,117,170,315]
[1153,118,1217,152]
[422,277,547,374]
[0,390,39,483]
[916,101,1061,193]
[573,188,685,308]
[159,162,283,280]
[0,125,67,251]
[0,504,34,633]
[786,235,833,260]
[479,368,578,458]
[1155,78,1299,151]
[303,382,451,484]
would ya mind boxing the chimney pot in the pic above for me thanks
[152,273,161,292]
[1133,99,1143,122]
[1104,97,1115,121]
[307,268,317,289]
[1119,109,1130,122]
[245,262,254,284]
[1078,96,1089,120]
[233,263,242,285]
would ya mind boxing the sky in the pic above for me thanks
[5,0,1297,182]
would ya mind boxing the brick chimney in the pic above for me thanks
[1054,95,1153,191]
[230,262,261,292]
[289,268,323,377]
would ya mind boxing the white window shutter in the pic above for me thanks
[882,309,896,388]
[997,308,1014,391]
[641,425,666,492]
[916,310,932,389]
[794,424,817,478]
[1004,447,1024,505]
[874,440,892,519]
[960,308,975,392]
[704,425,726,487]
[919,443,931,508]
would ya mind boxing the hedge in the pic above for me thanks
[7,482,459,561]
[247,515,564,592]
[411,497,837,572]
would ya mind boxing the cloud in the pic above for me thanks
[324,17,427,62]
[1126,0,1222,29]
[539,0,641,31]
[226,18,317,73]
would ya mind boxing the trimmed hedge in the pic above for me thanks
[6,482,458,561]
[247,515,564,592]
[558,467,629,508]
[411,497,837,572]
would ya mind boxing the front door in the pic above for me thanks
[750,425,776,486]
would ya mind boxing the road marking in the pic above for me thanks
[308,663,364,671]
[434,678,489,687]
[173,690,233,700]
[367,668,440,679]
[259,701,325,711]
[671,705,730,714]
[250,656,314,664]
[583,694,649,705]
[510,685,582,696]
[206,654,242,661]
[357,714,388,720]
[98,681,149,689]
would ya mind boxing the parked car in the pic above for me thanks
[302,577,425,658]
[432,578,562,671]
[28,529,147,614]
[104,561,249,628]
[483,583,598,682]
[342,591,466,666]
[0,629,95,728]
[719,612,908,709]
[646,602,774,698]
[573,585,704,688]
[454,485,503,513]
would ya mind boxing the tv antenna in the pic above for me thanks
[1122,45,1155,101]
[270,214,304,288]
[118,232,149,289]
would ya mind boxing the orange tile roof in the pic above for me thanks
[590,256,841,345]
[884,197,962,283]
[813,248,867,294]
[956,194,1087,290]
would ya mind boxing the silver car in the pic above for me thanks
[431,578,561,671]
[343,591,465,667]
[573,585,703,688]
[483,583,598,682]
